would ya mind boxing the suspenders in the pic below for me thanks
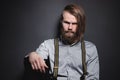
[53,38,59,80]
[80,37,88,80]
[53,38,87,80]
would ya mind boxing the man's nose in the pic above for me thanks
[68,23,72,29]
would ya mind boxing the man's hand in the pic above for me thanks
[29,52,48,73]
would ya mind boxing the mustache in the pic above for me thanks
[64,30,75,33]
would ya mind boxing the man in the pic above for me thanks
[27,4,99,80]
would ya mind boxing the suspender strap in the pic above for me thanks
[80,37,88,80]
[53,38,59,79]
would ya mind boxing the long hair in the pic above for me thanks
[57,4,86,40]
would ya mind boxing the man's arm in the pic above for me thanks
[86,45,99,80]
[28,40,50,72]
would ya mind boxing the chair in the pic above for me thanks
[23,56,50,80]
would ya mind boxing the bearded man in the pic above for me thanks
[27,4,99,80]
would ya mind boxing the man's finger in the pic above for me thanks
[31,63,35,70]
[33,62,38,70]
[36,59,41,70]
[44,62,48,68]
[41,66,45,73]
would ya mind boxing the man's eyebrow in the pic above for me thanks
[63,21,78,24]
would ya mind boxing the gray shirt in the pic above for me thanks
[36,39,99,80]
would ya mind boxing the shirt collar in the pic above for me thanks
[58,38,80,47]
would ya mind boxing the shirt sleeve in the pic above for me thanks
[86,45,99,80]
[36,41,49,59]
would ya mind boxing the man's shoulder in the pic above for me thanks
[43,38,54,45]
[84,40,96,49]
[44,38,54,42]
[84,40,98,57]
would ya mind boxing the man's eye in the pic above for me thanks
[63,21,78,25]
[72,23,77,25]
[64,21,70,24]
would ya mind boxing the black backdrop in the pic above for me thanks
[0,0,120,80]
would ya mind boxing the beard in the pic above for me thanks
[61,29,79,45]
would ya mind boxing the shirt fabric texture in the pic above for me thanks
[36,39,99,80]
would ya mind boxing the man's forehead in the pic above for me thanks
[62,11,77,22]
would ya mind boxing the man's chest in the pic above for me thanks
[58,46,83,68]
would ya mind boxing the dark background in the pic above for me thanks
[0,0,120,80]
